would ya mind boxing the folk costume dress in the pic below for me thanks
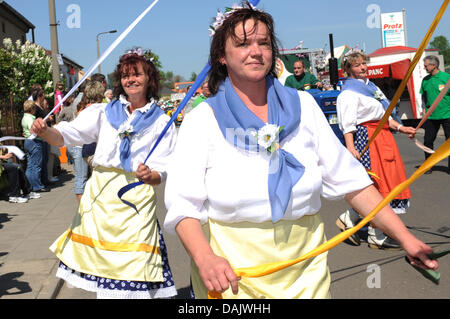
[50,96,178,298]
[164,76,373,299]
[337,78,411,214]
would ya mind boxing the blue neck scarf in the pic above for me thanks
[105,99,164,172]
[341,77,390,110]
[207,76,305,223]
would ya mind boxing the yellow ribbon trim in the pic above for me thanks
[208,138,450,299]
[59,229,161,254]
[366,169,380,180]
[361,0,449,156]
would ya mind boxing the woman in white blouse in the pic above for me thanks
[164,6,438,299]
[336,52,417,250]
[30,51,178,299]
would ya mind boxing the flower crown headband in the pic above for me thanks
[208,2,261,37]
[123,47,154,62]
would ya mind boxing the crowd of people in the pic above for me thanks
[0,72,112,205]
[1,3,447,300]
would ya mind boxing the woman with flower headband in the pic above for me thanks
[30,49,178,299]
[164,3,438,299]
[336,52,417,250]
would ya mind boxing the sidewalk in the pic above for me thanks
[0,163,80,299]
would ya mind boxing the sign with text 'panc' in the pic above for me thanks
[381,11,407,48]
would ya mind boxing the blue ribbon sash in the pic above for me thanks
[105,99,164,173]
[341,77,390,110]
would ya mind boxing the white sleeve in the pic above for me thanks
[301,92,373,199]
[336,91,358,134]
[54,103,104,147]
[145,115,178,182]
[163,106,210,234]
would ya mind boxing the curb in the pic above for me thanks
[36,259,63,299]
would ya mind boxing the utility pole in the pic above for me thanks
[48,0,60,88]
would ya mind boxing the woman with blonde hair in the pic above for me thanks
[336,51,416,249]
[77,80,105,113]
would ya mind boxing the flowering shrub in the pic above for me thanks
[0,38,53,104]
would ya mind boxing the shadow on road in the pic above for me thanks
[0,272,32,297]
[0,213,14,230]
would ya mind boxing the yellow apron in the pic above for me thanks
[191,214,331,299]
[50,166,163,282]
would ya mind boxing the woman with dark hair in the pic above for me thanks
[164,4,437,299]
[30,50,178,299]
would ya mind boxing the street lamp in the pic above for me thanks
[96,29,117,73]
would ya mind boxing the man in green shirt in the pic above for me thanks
[192,81,212,109]
[420,55,450,173]
[284,60,322,91]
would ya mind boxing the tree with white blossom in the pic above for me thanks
[1,38,53,105]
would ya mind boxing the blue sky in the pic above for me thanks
[6,0,450,80]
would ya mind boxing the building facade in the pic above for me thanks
[0,1,35,47]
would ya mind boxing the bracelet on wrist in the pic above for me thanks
[397,124,403,132]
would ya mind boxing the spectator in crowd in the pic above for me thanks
[54,82,64,114]
[56,94,76,124]
[420,55,450,174]
[91,73,108,102]
[284,60,323,91]
[192,81,212,109]
[71,81,88,118]
[32,89,52,186]
[75,80,105,200]
[28,83,42,101]
[104,89,113,103]
[43,96,61,183]
[22,100,50,194]
[0,140,40,203]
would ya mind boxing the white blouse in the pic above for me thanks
[164,91,372,234]
[55,97,177,177]
[337,79,391,134]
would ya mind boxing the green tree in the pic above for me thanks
[173,74,184,83]
[143,49,162,70]
[429,35,450,65]
[189,72,198,82]
[163,71,174,89]
[0,47,14,103]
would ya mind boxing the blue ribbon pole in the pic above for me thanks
[118,62,211,211]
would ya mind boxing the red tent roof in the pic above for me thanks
[368,46,418,57]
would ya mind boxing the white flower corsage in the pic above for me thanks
[373,90,385,101]
[118,122,134,139]
[252,124,284,154]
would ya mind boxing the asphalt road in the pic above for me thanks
[56,131,450,299]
